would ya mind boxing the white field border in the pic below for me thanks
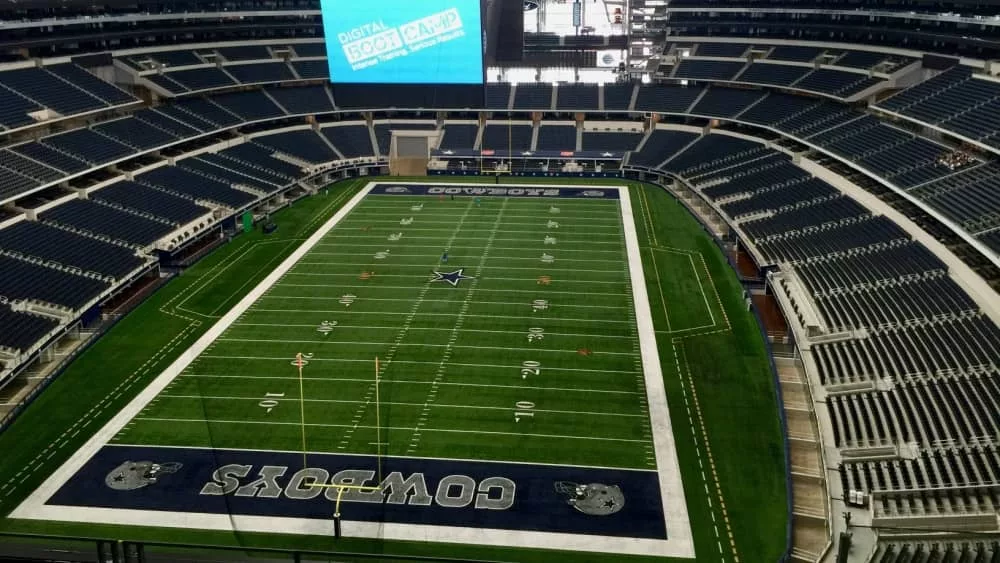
[11,182,695,559]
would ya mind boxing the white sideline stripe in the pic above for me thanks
[14,182,693,559]
[619,187,694,556]
[231,323,632,339]
[211,339,637,357]
[179,374,641,394]
[132,417,650,444]
[248,308,633,320]
[157,395,647,418]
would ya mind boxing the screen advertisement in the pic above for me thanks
[320,0,485,85]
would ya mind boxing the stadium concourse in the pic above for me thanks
[0,1,997,562]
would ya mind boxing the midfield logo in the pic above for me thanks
[430,268,474,287]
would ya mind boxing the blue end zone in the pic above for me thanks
[370,184,621,199]
[47,445,667,539]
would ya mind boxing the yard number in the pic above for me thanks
[520,360,541,380]
[316,320,337,335]
[290,352,314,366]
[259,392,285,414]
[514,401,535,422]
[527,327,545,342]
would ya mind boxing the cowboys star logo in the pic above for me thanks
[431,269,474,287]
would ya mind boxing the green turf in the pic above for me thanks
[0,177,788,562]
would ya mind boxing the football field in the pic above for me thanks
[12,182,698,558]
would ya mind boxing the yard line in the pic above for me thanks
[215,338,637,356]
[407,198,508,454]
[338,197,478,450]
[273,285,627,297]
[247,308,632,320]
[232,323,632,339]
[132,417,650,443]
[180,373,641,394]
[158,394,645,418]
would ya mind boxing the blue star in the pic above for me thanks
[431,268,474,287]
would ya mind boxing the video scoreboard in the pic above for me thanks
[320,0,486,86]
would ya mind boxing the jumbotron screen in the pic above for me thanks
[320,0,485,85]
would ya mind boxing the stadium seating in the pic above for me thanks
[602,84,635,111]
[512,84,553,110]
[555,84,599,111]
[322,125,376,159]
[136,166,257,209]
[252,130,338,164]
[0,65,133,118]
[793,69,881,97]
[164,67,236,92]
[481,124,533,151]
[697,43,748,57]
[290,60,329,80]
[628,129,699,168]
[535,125,577,151]
[486,84,512,110]
[634,85,704,113]
[40,129,134,165]
[41,199,174,247]
[735,63,811,88]
[93,117,179,150]
[689,87,765,118]
[877,67,1000,150]
[767,45,823,62]
[0,305,59,354]
[224,62,296,85]
[439,124,480,150]
[265,85,334,115]
[0,220,146,279]
[91,181,211,225]
[0,254,109,311]
[672,59,745,81]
